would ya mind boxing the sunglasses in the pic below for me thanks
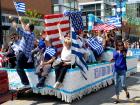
[118,44,123,46]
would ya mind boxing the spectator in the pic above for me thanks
[5,33,20,68]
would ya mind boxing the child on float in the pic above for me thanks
[36,36,57,88]
[32,31,46,68]
[111,40,130,104]
[53,24,76,89]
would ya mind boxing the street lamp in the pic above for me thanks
[116,0,123,39]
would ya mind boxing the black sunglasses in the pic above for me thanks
[118,44,123,46]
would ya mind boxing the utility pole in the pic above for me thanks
[0,0,3,49]
[120,0,123,38]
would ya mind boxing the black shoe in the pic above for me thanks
[36,83,44,88]
[126,92,130,99]
[36,77,46,88]
[114,100,119,104]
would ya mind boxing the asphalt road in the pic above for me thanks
[2,70,140,105]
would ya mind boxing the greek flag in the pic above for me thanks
[87,37,104,56]
[64,11,88,80]
[14,2,26,13]
[44,47,57,57]
[106,16,121,27]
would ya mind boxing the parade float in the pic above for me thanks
[0,52,137,102]
[0,11,138,103]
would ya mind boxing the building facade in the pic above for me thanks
[52,0,79,14]
[1,0,53,33]
[127,1,140,18]
[1,0,52,48]
[126,1,140,36]
[1,0,52,15]
[78,0,115,20]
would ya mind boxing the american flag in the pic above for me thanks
[93,23,116,31]
[64,11,88,80]
[14,2,26,13]
[44,14,70,55]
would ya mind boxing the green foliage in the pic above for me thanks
[25,9,43,19]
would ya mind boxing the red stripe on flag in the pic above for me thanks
[44,20,69,27]
[51,37,60,42]
[54,44,63,48]
[44,14,64,19]
[46,27,70,35]
[57,51,61,55]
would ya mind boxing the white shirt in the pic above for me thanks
[11,40,21,55]
[61,46,75,65]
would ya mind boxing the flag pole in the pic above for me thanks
[12,0,20,18]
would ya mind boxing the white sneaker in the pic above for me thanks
[53,82,61,89]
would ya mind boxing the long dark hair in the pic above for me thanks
[115,40,124,50]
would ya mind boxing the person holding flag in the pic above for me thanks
[12,17,35,88]
[111,40,130,104]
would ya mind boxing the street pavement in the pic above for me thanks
[2,69,140,105]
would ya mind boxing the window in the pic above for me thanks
[96,10,101,16]
[96,4,101,10]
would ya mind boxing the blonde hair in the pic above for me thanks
[64,37,71,45]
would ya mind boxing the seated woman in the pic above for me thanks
[53,37,75,89]
[53,24,75,89]
[36,36,57,88]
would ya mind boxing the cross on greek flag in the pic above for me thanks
[14,2,26,13]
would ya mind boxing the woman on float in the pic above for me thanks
[53,24,75,89]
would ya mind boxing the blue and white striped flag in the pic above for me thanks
[87,37,104,56]
[106,16,121,27]
[64,11,88,80]
[44,47,57,57]
[14,2,26,13]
